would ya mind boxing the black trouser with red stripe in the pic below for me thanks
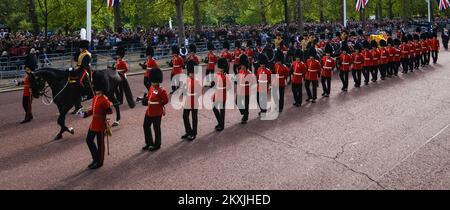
[379,64,387,79]
[144,115,162,148]
[305,80,318,100]
[321,77,331,95]
[401,58,409,73]
[352,70,362,87]
[362,67,371,84]
[22,96,33,121]
[86,129,105,164]
[339,71,349,90]
[370,66,379,82]
[292,83,303,105]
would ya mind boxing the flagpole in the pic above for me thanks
[87,0,92,42]
[428,0,431,23]
[344,0,347,28]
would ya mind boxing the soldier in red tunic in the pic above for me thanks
[245,40,255,72]
[114,46,135,112]
[256,54,272,115]
[321,44,336,97]
[392,38,401,76]
[187,44,200,65]
[386,38,396,77]
[274,50,289,113]
[233,40,242,75]
[370,40,380,83]
[212,58,231,131]
[291,49,307,107]
[305,47,321,103]
[352,43,363,87]
[169,45,185,94]
[182,60,201,141]
[80,78,113,170]
[362,40,372,85]
[400,36,410,74]
[221,41,232,74]
[413,34,421,69]
[137,46,159,103]
[204,42,218,87]
[407,34,415,72]
[339,42,352,91]
[378,39,389,80]
[143,68,169,151]
[431,32,440,64]
[425,32,432,65]
[237,54,255,124]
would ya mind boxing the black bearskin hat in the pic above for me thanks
[401,35,408,43]
[294,49,303,59]
[308,47,317,58]
[354,43,362,52]
[223,41,230,50]
[146,45,154,57]
[407,34,413,42]
[79,40,90,49]
[207,42,215,51]
[239,54,250,69]
[363,40,371,49]
[341,41,350,52]
[325,44,333,54]
[413,34,420,41]
[93,73,108,93]
[394,38,401,46]
[189,43,197,53]
[370,40,378,48]
[379,39,387,47]
[149,68,163,83]
[186,60,196,74]
[258,53,268,66]
[275,50,284,63]
[217,57,228,70]
[172,45,180,55]
[387,37,393,46]
[116,46,126,58]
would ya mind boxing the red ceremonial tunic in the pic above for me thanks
[145,57,158,78]
[221,50,232,63]
[213,72,229,102]
[421,41,428,54]
[187,54,200,65]
[393,47,401,62]
[362,49,373,67]
[306,58,321,81]
[321,55,336,77]
[206,52,218,70]
[415,41,422,56]
[233,48,242,65]
[257,67,272,93]
[274,63,289,87]
[245,48,254,64]
[87,95,113,132]
[431,38,440,52]
[371,49,380,66]
[339,53,352,71]
[146,85,169,117]
[379,48,389,65]
[115,58,128,80]
[237,68,255,96]
[400,44,409,59]
[184,77,202,109]
[408,42,415,58]
[23,74,31,97]
[171,55,184,76]
[352,52,363,70]
[292,61,307,84]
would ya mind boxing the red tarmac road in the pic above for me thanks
[1,50,450,190]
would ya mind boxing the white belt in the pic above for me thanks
[116,69,126,72]
[323,67,332,69]
[354,62,362,64]
[402,51,409,53]
[258,80,268,83]
[373,58,378,60]
[364,58,371,60]
[309,69,319,72]
[278,76,285,79]
[217,87,226,90]
[146,68,152,70]
[293,73,303,76]
[173,65,181,68]
[381,56,387,58]
[187,93,197,96]
[342,63,349,65]
[148,101,160,105]
[239,84,250,87]
[395,55,400,57]
[209,62,215,64]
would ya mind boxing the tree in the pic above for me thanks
[114,0,122,32]
[193,0,202,34]
[28,0,39,36]
[297,0,304,34]
[37,0,60,38]
[175,0,185,47]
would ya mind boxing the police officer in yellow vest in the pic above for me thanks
[71,40,92,114]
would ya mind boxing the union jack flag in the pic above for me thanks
[107,0,121,9]
[356,0,369,12]
[437,0,450,10]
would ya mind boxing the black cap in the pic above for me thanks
[354,43,362,51]
[235,40,241,48]
[308,47,317,58]
[341,41,350,52]
[363,40,371,49]
[401,35,408,43]
[223,41,230,50]
[387,37,393,46]
[407,34,413,41]
[371,40,378,48]
[149,68,163,83]
[394,38,401,46]
[379,39,387,47]
[93,73,108,92]
[413,34,420,41]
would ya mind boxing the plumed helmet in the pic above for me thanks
[186,60,196,74]
[217,57,228,70]
[189,43,197,53]
[172,45,180,55]
[275,50,284,63]
[354,43,362,51]
[116,46,126,58]
[325,44,333,54]
[146,45,154,57]
[379,39,387,47]
[207,42,215,51]
[294,49,303,59]
[79,40,90,49]
[223,40,230,50]
[149,68,163,83]
[258,53,268,65]
[239,54,250,69]
[308,47,317,58]
[235,40,241,48]
[371,40,378,48]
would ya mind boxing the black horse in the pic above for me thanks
[30,68,122,140]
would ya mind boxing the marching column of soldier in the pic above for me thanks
[18,27,441,170]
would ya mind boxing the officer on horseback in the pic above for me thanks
[71,40,93,114]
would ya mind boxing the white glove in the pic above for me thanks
[12,79,18,86]
[78,111,86,118]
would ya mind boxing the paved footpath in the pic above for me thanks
[1,49,450,190]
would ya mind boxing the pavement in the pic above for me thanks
[1,49,450,190]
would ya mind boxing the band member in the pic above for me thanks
[221,41,232,74]
[212,58,231,131]
[256,54,272,114]
[237,54,255,124]
[245,40,255,72]
[233,40,242,75]
[169,45,184,94]
[370,40,380,83]
[339,42,352,91]
[115,46,135,112]
[378,39,388,80]
[321,44,336,97]
[182,60,201,141]
[143,68,169,151]
[400,36,410,74]
[274,50,289,113]
[204,42,218,87]
[431,32,440,64]
[393,39,402,76]
[187,44,200,65]
[305,47,321,103]
[352,43,363,87]
[407,34,415,72]
[70,40,92,114]
[362,40,372,85]
[137,45,159,102]
[80,77,113,170]
[291,49,307,107]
